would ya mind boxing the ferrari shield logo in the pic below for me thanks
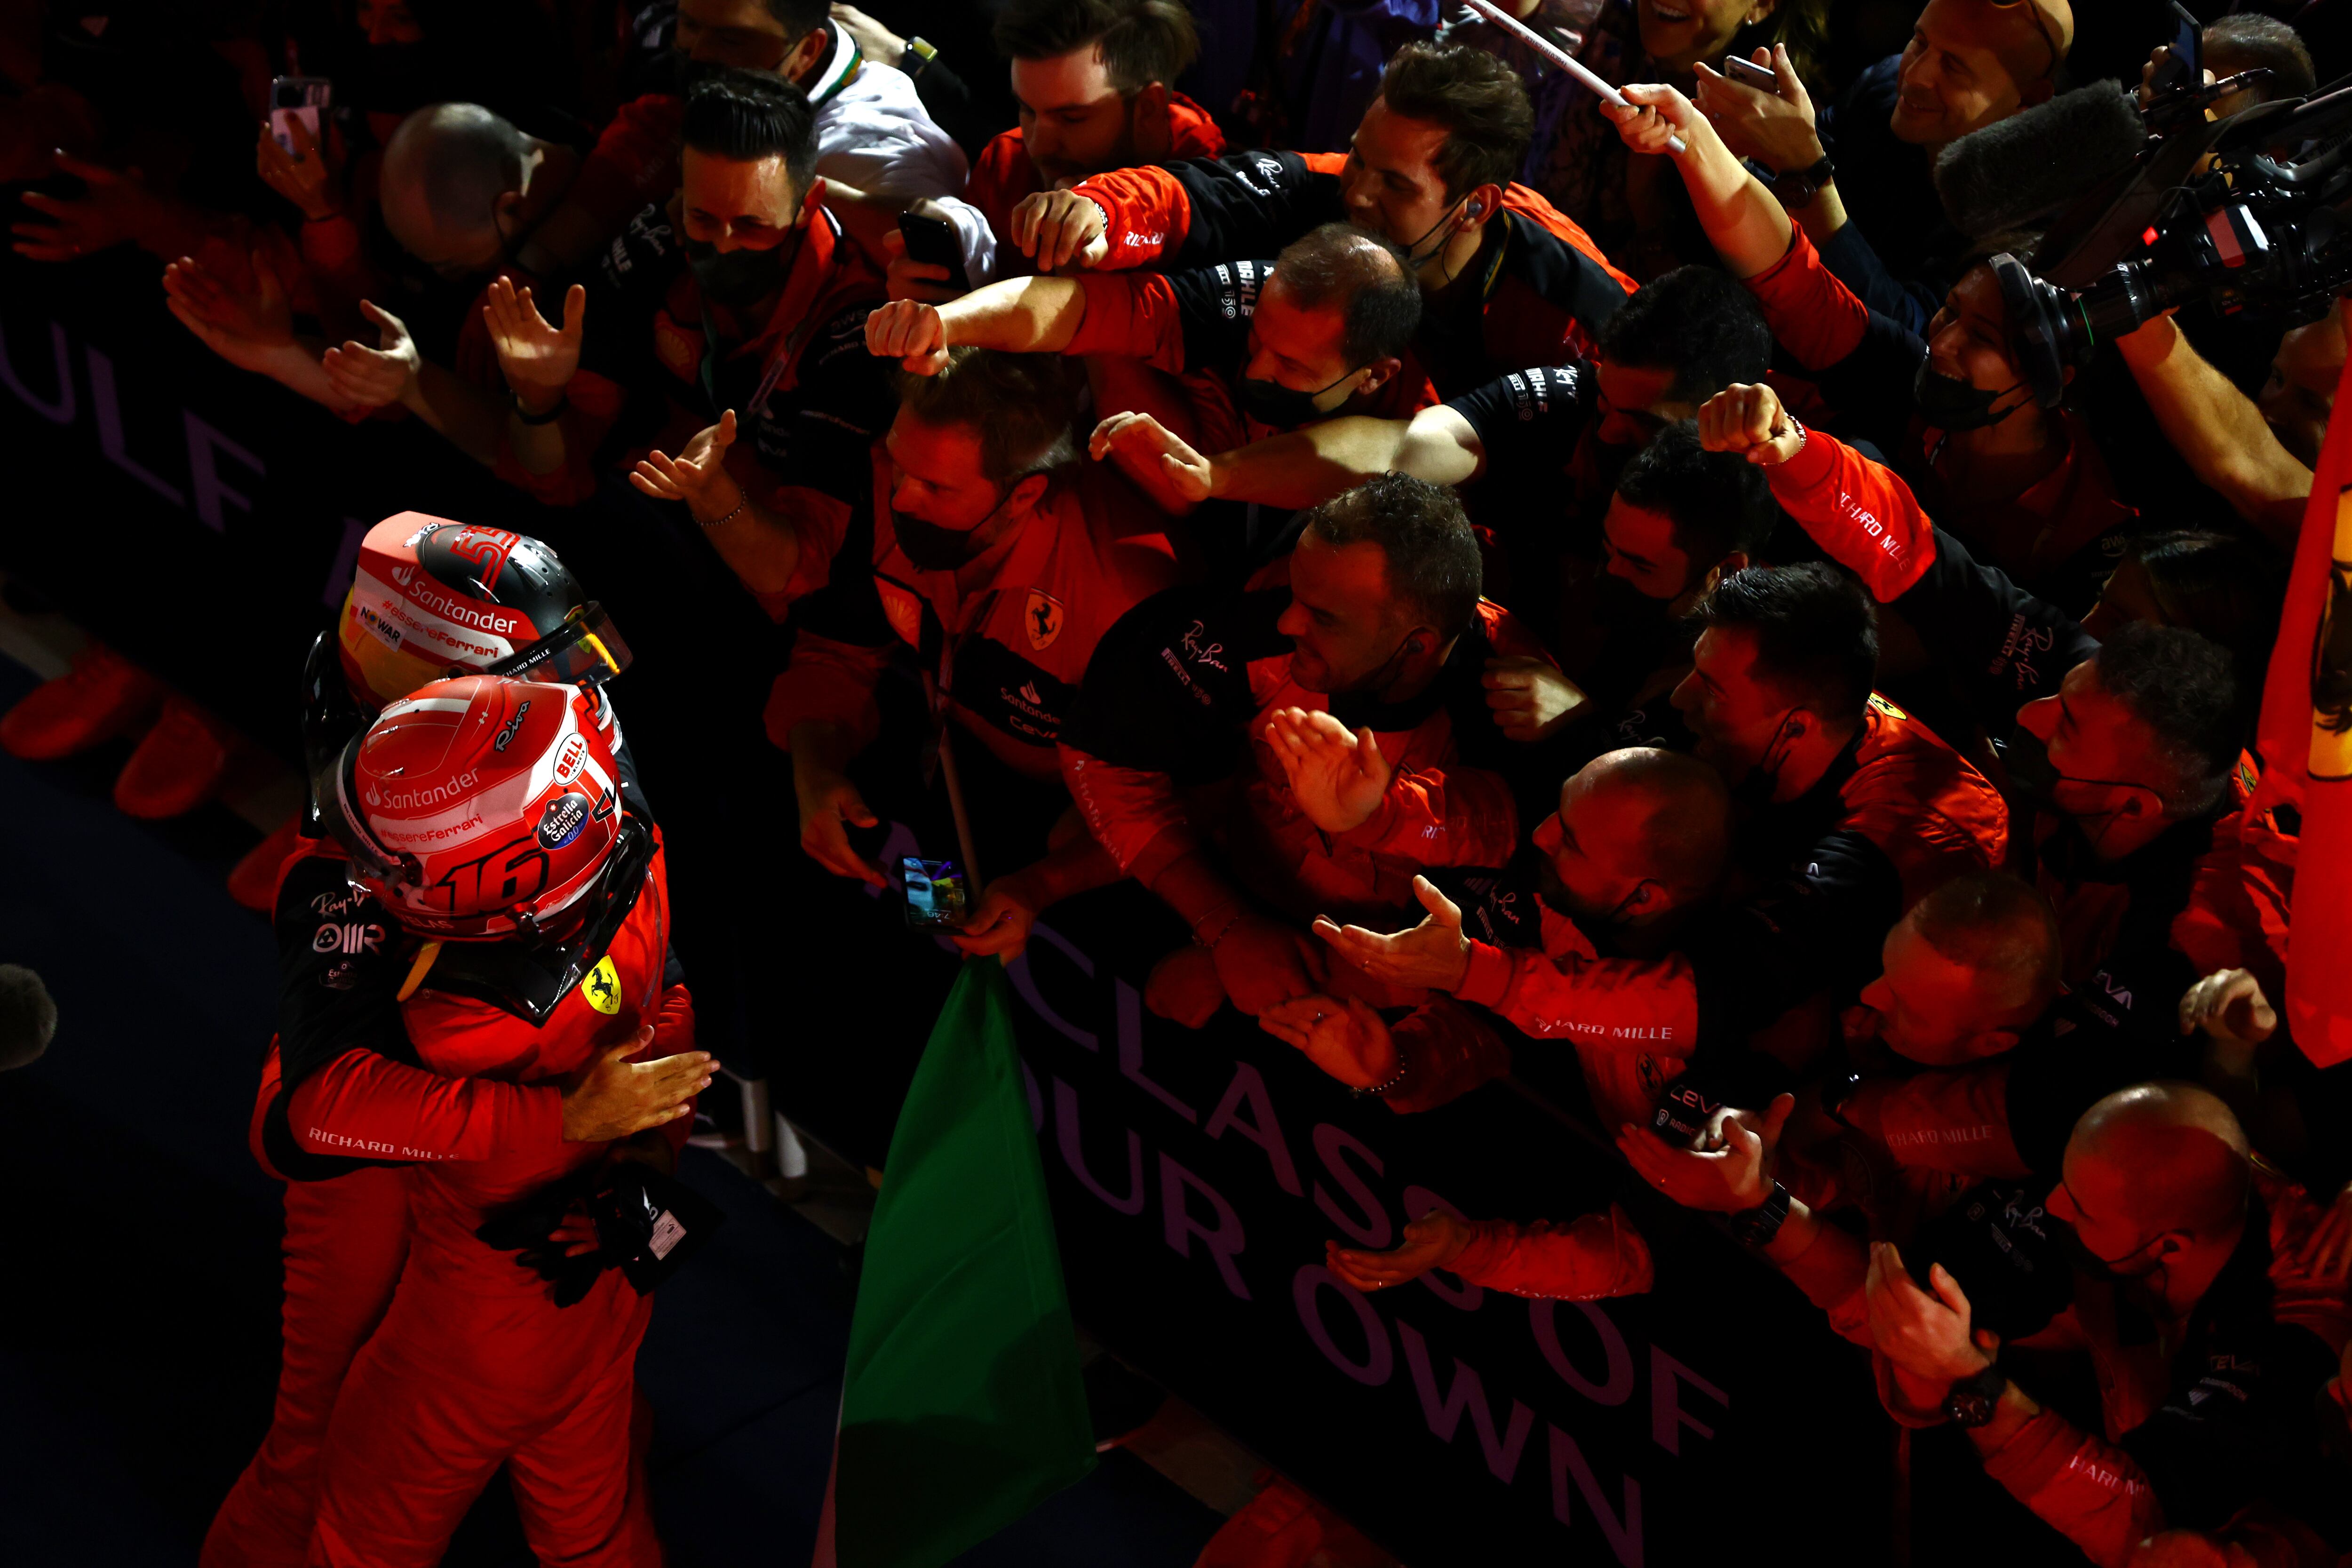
[1025,590,1065,651]
[580,955,623,1015]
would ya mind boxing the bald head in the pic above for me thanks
[1895,0,2072,145]
[2062,1082,2251,1262]
[1581,748,1732,900]
[381,103,535,276]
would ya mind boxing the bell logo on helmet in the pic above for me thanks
[552,733,589,785]
[538,791,591,850]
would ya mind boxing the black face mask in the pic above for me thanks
[891,511,990,572]
[684,237,790,310]
[1239,366,1357,430]
[2001,728,2163,848]
[1912,360,2027,431]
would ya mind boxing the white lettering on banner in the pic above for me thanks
[0,318,74,422]
[0,320,273,534]
[1013,925,1737,1561]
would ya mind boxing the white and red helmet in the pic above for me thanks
[335,513,631,710]
[318,675,627,940]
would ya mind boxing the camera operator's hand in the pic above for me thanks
[163,250,296,368]
[484,277,585,416]
[12,151,159,261]
[321,300,423,411]
[631,410,745,524]
[865,298,951,374]
[792,757,886,886]
[1263,706,1390,833]
[1864,1241,1998,1384]
[2178,967,2278,1051]
[1326,1211,1471,1292]
[1483,656,1586,742]
[1009,189,1108,271]
[1089,411,1216,507]
[2137,44,2217,110]
[1311,876,1470,992]
[952,879,1039,962]
[559,1024,716,1143]
[882,197,964,304]
[1699,382,1805,467]
[255,112,345,223]
[1616,1092,1793,1212]
[1210,913,1327,1016]
[1601,83,1705,159]
[1692,44,1822,174]
[1259,993,1398,1089]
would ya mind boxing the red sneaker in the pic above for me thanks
[0,644,164,761]
[113,695,241,819]
[227,813,306,913]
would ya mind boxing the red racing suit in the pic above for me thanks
[1057,588,1548,925]
[303,826,688,1568]
[962,91,1226,280]
[766,458,1187,783]
[1065,150,1634,396]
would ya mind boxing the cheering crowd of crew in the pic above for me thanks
[5,0,2352,1561]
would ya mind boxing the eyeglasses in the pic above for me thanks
[1987,0,2063,82]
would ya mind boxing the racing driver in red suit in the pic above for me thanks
[290,674,697,1567]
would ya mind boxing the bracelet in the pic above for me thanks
[1728,1181,1793,1247]
[900,37,937,77]
[702,496,747,530]
[1350,1055,1409,1098]
[1190,898,1244,950]
[511,391,568,425]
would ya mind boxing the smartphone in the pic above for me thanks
[1721,54,1778,92]
[2148,2,2201,96]
[270,75,333,153]
[901,857,969,929]
[896,210,969,291]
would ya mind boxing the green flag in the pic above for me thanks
[829,962,1096,1567]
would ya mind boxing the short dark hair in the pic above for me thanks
[2122,529,2286,689]
[1910,871,2062,1014]
[992,0,1200,91]
[1597,267,1774,404]
[2205,13,2315,101]
[760,0,831,39]
[2094,622,2243,815]
[683,68,818,194]
[897,348,1083,481]
[0,964,55,1072]
[1687,561,1878,724]
[1375,41,1533,200]
[1614,422,1778,574]
[1273,223,1421,365]
[1302,471,1483,638]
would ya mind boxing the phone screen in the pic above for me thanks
[896,212,969,289]
[2171,1,2201,81]
[1721,55,1777,92]
[269,76,332,153]
[902,857,969,929]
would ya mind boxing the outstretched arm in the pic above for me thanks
[2114,313,2314,546]
[1088,403,1485,512]
[865,276,1089,372]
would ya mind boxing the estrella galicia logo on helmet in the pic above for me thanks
[552,733,589,785]
[538,791,591,850]
[493,698,532,752]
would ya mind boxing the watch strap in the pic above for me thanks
[1942,1363,2007,1429]
[901,37,938,76]
[1728,1181,1792,1247]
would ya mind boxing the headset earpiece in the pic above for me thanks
[1465,198,1486,220]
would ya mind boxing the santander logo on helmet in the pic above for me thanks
[335,674,626,941]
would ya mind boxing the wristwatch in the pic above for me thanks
[1771,154,1836,208]
[1728,1181,1792,1247]
[900,37,938,78]
[1943,1363,2008,1429]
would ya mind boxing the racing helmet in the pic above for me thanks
[335,513,631,709]
[316,675,627,940]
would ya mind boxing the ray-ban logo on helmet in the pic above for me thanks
[493,698,532,752]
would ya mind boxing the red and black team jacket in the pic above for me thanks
[1057,588,1550,924]
[961,90,1227,278]
[1063,151,1637,396]
[765,460,1187,783]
